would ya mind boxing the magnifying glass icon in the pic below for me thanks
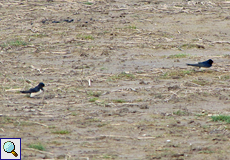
[3,141,18,157]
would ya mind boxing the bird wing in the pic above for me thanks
[28,86,40,93]
[21,86,39,93]
[198,61,211,67]
[20,90,31,93]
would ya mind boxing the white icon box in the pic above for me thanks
[0,138,21,160]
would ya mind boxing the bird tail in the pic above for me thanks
[186,63,199,67]
[20,91,30,93]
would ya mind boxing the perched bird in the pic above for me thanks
[20,82,45,97]
[186,59,213,68]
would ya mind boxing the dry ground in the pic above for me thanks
[1,0,230,159]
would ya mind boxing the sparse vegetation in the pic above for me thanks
[220,75,230,80]
[48,125,56,129]
[108,72,135,81]
[112,99,126,103]
[83,1,93,5]
[167,53,188,59]
[2,117,14,123]
[2,1,230,159]
[198,149,214,154]
[154,93,163,99]
[49,141,62,145]
[160,69,194,79]
[87,91,102,97]
[223,54,230,58]
[195,113,208,117]
[31,33,48,38]
[127,25,137,29]
[100,154,118,159]
[89,97,99,102]
[86,118,101,122]
[192,79,209,86]
[97,122,108,127]
[1,39,28,48]
[28,143,46,151]
[178,44,203,49]
[71,112,77,116]
[211,115,230,123]
[100,67,108,71]
[84,35,94,40]
[16,121,34,126]
[76,34,94,40]
[52,130,70,134]
[173,110,189,116]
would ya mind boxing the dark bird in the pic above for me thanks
[20,82,45,97]
[186,59,213,68]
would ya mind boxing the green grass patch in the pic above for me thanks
[100,154,118,159]
[179,44,201,49]
[192,38,199,42]
[86,118,101,122]
[112,99,126,103]
[127,25,137,29]
[87,91,102,97]
[31,33,48,38]
[97,122,109,127]
[173,110,188,116]
[71,112,77,116]
[49,141,62,145]
[108,72,135,81]
[175,5,183,7]
[135,99,143,102]
[160,70,194,79]
[28,143,46,151]
[202,125,210,129]
[48,125,56,129]
[89,97,99,102]
[1,116,15,124]
[1,39,28,48]
[223,54,230,58]
[195,113,208,117]
[198,150,214,154]
[8,39,28,46]
[76,34,94,40]
[211,115,230,123]
[154,93,163,99]
[160,32,174,38]
[192,79,209,86]
[52,130,70,134]
[83,1,93,5]
[220,75,230,80]
[167,53,188,59]
[100,67,108,71]
[84,35,94,40]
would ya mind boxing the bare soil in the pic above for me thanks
[1,0,230,159]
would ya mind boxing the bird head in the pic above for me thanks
[38,82,45,88]
[208,59,213,65]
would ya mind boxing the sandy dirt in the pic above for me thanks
[1,0,230,159]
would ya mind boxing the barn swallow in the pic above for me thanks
[186,59,213,68]
[20,82,45,97]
